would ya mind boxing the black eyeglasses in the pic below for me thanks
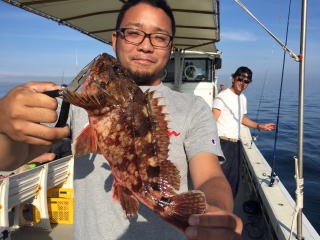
[116,28,173,48]
[236,75,252,84]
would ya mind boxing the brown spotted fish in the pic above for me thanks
[63,53,206,231]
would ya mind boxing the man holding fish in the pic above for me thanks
[0,0,242,239]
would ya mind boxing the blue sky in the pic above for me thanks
[218,0,320,89]
[0,0,319,91]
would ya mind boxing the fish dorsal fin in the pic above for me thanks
[145,91,180,191]
[159,160,180,192]
[74,124,100,157]
[145,91,170,161]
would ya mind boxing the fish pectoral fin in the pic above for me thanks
[74,124,100,157]
[168,190,206,219]
[113,183,139,219]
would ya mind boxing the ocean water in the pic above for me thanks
[246,85,320,234]
[1,82,319,234]
[0,82,25,97]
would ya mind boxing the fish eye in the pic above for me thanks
[113,65,121,73]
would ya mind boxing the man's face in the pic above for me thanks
[112,3,173,86]
[232,73,251,95]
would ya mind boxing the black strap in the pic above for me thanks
[55,100,70,127]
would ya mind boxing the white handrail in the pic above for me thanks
[0,155,74,234]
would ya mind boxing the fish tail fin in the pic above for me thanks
[170,190,206,216]
[163,190,206,231]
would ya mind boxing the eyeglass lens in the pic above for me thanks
[119,28,172,48]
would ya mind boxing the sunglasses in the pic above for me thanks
[236,76,252,84]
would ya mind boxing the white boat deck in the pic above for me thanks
[0,156,74,239]
[10,224,73,240]
[238,127,320,240]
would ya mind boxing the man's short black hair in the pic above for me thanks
[232,66,252,80]
[115,0,176,36]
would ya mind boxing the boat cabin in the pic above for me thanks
[163,51,222,107]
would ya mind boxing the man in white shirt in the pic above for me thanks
[213,66,275,198]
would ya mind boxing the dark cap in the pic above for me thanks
[232,66,252,80]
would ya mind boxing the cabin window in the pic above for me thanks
[162,59,175,82]
[163,58,212,83]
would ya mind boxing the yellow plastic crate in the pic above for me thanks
[48,197,74,224]
[33,188,74,224]
[47,188,74,199]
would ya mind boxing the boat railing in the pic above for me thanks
[240,127,320,240]
[0,155,74,236]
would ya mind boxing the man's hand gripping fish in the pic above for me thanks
[63,53,206,231]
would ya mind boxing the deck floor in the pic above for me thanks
[233,158,275,240]
[10,224,73,240]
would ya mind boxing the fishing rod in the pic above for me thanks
[270,0,293,188]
